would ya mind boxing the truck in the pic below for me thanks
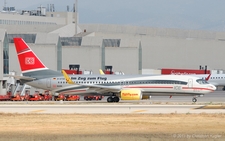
[65,95,80,101]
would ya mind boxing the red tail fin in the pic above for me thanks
[14,38,48,73]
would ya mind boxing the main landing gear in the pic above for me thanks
[107,93,120,103]
[192,97,197,103]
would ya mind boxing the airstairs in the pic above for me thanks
[12,83,27,96]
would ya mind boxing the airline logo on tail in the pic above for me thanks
[25,57,35,65]
[14,38,48,73]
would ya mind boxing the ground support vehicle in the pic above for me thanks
[29,91,44,101]
[39,91,52,101]
[65,95,80,101]
[0,92,11,101]
[54,94,66,101]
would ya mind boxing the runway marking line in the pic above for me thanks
[195,105,225,109]
[29,110,45,113]
[132,110,147,113]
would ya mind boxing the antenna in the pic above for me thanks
[4,0,7,7]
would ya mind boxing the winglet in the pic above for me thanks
[99,69,105,75]
[61,70,75,84]
[205,74,211,81]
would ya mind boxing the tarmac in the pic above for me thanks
[0,104,225,114]
[0,91,224,114]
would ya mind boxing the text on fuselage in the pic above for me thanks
[70,77,107,81]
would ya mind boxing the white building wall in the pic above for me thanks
[2,22,225,74]
[0,40,2,79]
[62,46,101,74]
[62,46,139,74]
[105,47,139,74]
[0,12,75,33]
[81,37,102,46]
[0,13,67,25]
[0,24,63,33]
[140,36,225,70]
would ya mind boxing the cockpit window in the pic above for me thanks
[196,79,209,84]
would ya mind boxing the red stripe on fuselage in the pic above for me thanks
[182,87,214,91]
[124,86,173,89]
[124,85,214,92]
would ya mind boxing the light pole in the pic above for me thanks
[75,0,78,35]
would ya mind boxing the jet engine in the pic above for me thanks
[120,89,142,100]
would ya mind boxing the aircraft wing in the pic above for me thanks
[84,84,120,92]
[99,69,105,75]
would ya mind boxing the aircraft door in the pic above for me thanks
[125,81,129,87]
[46,79,51,88]
[188,78,193,88]
[120,80,129,88]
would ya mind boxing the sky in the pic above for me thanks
[1,0,225,31]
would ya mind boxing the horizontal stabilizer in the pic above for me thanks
[5,74,36,80]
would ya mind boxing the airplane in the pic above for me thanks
[99,69,225,89]
[194,74,225,88]
[13,37,216,103]
[62,70,216,103]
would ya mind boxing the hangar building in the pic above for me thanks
[0,6,225,94]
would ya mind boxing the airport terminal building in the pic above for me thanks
[1,6,225,93]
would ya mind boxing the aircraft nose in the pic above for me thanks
[209,85,217,91]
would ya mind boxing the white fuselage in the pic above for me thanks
[26,74,216,96]
[193,74,225,86]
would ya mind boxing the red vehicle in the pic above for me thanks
[65,95,80,101]
[11,94,22,101]
[20,90,31,101]
[84,95,103,101]
[10,90,30,101]
[11,91,26,101]
[29,91,44,101]
[43,94,52,101]
[40,91,52,101]
[54,94,66,101]
[20,93,30,101]
[11,93,30,101]
[0,91,11,101]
